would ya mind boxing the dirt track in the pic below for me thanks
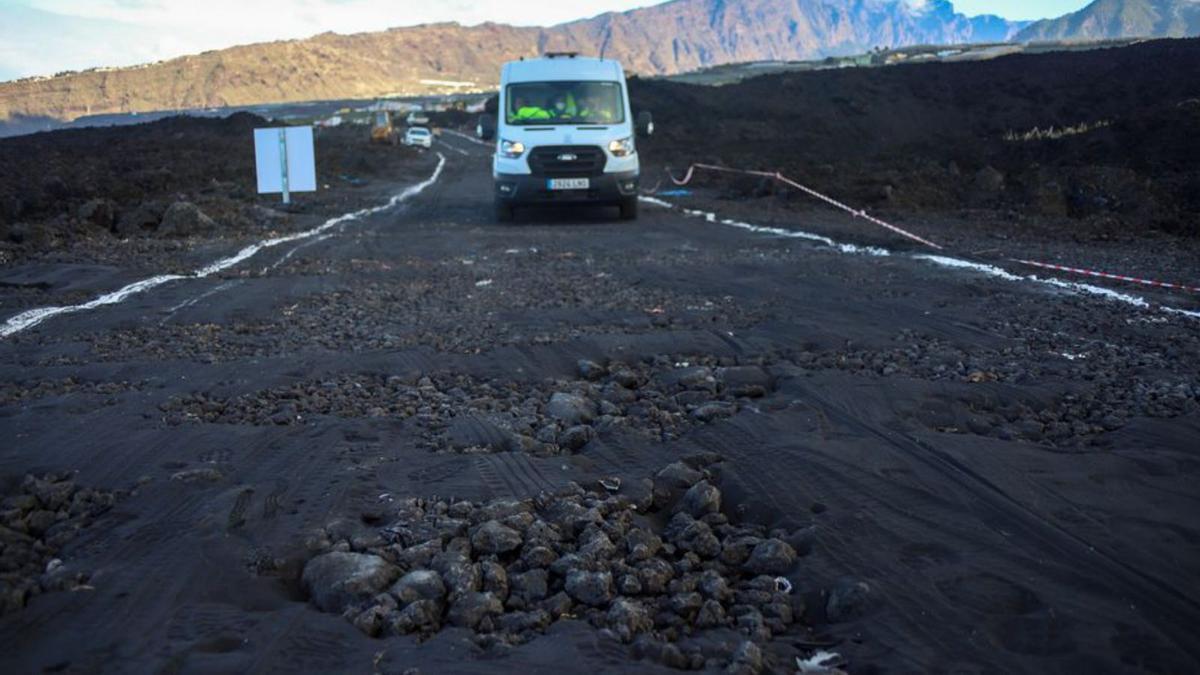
[0,126,1197,674]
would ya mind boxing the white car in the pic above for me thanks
[403,127,433,148]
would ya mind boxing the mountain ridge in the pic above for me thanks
[0,0,1194,125]
[1017,0,1200,42]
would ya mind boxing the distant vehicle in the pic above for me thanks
[478,52,653,222]
[404,127,433,148]
[406,111,431,126]
[370,111,397,145]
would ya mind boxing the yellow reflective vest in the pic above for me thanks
[515,106,551,120]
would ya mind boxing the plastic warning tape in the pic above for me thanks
[1013,258,1200,294]
[667,163,942,250]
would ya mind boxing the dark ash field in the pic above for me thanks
[1,39,1197,675]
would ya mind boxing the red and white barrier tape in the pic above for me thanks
[658,161,1199,303]
[667,163,942,250]
[1013,258,1200,294]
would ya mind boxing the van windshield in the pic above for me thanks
[506,81,624,126]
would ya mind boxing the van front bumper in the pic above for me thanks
[494,171,639,204]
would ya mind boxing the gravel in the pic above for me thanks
[24,250,772,363]
[297,459,815,671]
[0,377,145,406]
[157,354,784,453]
[152,329,1189,454]
[0,473,126,614]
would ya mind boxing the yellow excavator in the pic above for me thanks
[370,111,398,145]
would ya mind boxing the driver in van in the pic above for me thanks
[585,96,615,123]
[512,96,551,120]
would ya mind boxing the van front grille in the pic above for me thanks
[527,146,606,178]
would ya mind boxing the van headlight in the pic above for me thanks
[499,139,525,159]
[608,137,635,157]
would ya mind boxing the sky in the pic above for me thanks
[0,0,1095,81]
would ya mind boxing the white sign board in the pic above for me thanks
[254,126,316,201]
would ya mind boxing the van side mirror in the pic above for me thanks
[478,114,496,141]
[635,111,654,138]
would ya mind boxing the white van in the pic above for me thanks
[479,53,653,222]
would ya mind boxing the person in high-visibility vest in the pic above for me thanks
[512,96,551,121]
[552,93,578,119]
[583,96,615,123]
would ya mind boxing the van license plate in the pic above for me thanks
[547,178,589,190]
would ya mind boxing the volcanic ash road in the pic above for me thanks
[1,145,1197,674]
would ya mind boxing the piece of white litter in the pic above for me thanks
[1060,352,1086,361]
[475,279,493,287]
[504,248,521,254]
[795,651,845,674]
[599,477,621,492]
[774,577,793,594]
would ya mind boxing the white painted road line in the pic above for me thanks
[641,196,889,256]
[441,128,492,148]
[640,196,1198,321]
[260,233,333,275]
[1,154,447,339]
[160,279,244,323]
[438,139,470,156]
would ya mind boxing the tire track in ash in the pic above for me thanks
[226,487,254,530]
[262,478,288,520]
[586,435,663,479]
[4,488,217,668]
[690,415,1028,670]
[162,603,258,659]
[790,383,1200,665]
[473,453,563,500]
[251,623,359,673]
[244,428,364,535]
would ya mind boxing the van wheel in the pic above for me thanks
[495,201,515,223]
[618,196,638,221]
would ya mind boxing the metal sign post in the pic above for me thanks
[278,128,290,204]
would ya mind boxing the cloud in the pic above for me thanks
[0,4,167,78]
[1,0,658,79]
